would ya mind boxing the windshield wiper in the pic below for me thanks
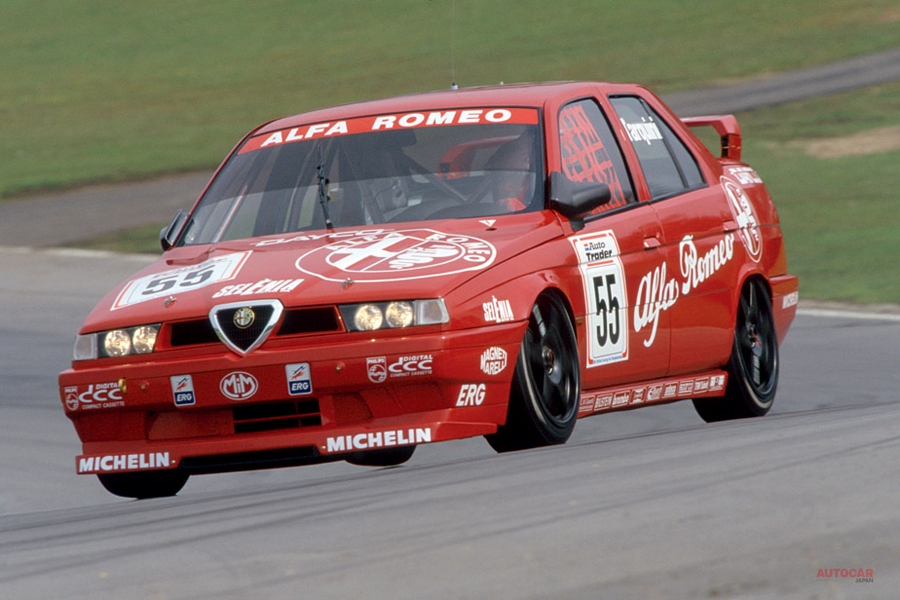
[316,146,334,232]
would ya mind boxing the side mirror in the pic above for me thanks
[159,209,189,251]
[548,172,611,220]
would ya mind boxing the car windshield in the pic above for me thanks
[179,110,543,245]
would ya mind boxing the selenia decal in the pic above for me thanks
[722,177,762,262]
[113,251,252,309]
[571,231,628,368]
[295,229,496,282]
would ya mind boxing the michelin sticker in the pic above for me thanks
[295,229,496,282]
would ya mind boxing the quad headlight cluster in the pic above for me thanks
[73,325,161,360]
[339,299,449,332]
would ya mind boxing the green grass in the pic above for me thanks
[739,82,900,304]
[3,0,900,197]
[6,0,900,304]
[67,223,167,255]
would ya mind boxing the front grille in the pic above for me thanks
[170,319,219,347]
[215,304,276,352]
[233,399,322,434]
[278,307,341,335]
[169,306,342,350]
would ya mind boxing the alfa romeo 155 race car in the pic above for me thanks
[59,82,798,498]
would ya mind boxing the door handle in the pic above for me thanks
[723,220,738,233]
[643,236,661,250]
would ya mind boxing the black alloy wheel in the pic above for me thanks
[486,292,580,452]
[694,278,779,423]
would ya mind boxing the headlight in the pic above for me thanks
[104,330,132,357]
[353,304,384,331]
[385,301,414,328]
[132,325,158,354]
[73,324,161,360]
[340,299,448,332]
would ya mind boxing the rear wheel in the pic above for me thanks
[97,470,189,499]
[694,278,779,423]
[486,293,580,452]
[345,445,416,467]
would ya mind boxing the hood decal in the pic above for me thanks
[294,229,496,283]
[112,251,252,310]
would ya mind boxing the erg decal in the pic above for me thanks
[295,229,496,282]
[171,375,196,406]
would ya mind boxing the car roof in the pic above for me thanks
[254,81,649,135]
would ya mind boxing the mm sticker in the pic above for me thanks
[295,229,496,282]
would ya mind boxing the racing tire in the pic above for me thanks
[486,292,580,452]
[693,278,779,423]
[97,470,189,499]
[345,445,416,467]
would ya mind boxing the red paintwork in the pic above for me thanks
[59,82,797,477]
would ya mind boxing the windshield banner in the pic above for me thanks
[239,108,540,154]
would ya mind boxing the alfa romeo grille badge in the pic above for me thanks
[233,307,256,329]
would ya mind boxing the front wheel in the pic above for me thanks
[97,470,189,499]
[694,278,779,423]
[486,292,580,452]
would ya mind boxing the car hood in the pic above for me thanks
[80,213,565,333]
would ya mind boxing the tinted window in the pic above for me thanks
[610,96,704,200]
[180,116,544,245]
[558,99,634,212]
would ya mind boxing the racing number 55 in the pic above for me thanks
[141,265,216,296]
[593,273,620,346]
[584,261,627,366]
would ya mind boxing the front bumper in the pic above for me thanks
[60,323,522,475]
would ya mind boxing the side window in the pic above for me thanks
[610,96,704,200]
[558,99,634,212]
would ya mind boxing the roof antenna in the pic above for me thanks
[450,0,458,90]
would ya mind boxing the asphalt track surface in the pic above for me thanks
[3,248,899,599]
[2,50,900,598]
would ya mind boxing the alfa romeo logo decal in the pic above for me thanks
[295,229,496,282]
[722,177,763,263]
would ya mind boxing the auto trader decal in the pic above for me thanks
[295,229,496,282]
[112,251,252,309]
[722,176,763,262]
[571,231,628,368]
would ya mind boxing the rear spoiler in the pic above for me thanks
[682,115,742,161]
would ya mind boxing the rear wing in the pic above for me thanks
[682,115,742,162]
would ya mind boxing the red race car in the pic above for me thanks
[59,82,798,498]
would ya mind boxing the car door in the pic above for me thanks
[608,95,737,376]
[557,98,670,392]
